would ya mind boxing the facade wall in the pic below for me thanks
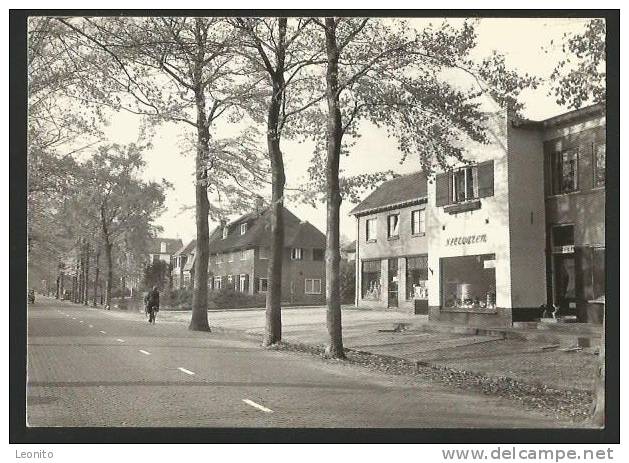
[506,123,547,315]
[356,202,429,313]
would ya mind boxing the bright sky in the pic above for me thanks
[100,17,593,245]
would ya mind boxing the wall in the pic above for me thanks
[427,109,513,326]
[506,122,547,313]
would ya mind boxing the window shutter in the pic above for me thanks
[477,161,494,198]
[435,173,451,206]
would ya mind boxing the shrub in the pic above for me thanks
[209,288,266,310]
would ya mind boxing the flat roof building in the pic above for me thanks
[350,103,605,326]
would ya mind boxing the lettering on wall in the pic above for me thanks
[445,234,487,246]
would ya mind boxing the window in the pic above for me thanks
[239,274,248,293]
[452,166,479,203]
[551,150,578,194]
[259,278,268,293]
[240,223,248,235]
[366,218,377,241]
[214,276,222,290]
[361,259,382,301]
[291,248,303,260]
[441,254,496,310]
[222,227,229,239]
[259,247,269,259]
[227,275,233,285]
[312,248,325,261]
[240,249,248,261]
[594,143,605,187]
[411,209,425,235]
[152,255,159,264]
[305,279,322,294]
[160,242,167,253]
[406,255,428,300]
[387,214,400,239]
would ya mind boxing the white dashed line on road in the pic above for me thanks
[79,321,84,323]
[139,350,151,355]
[89,325,93,328]
[178,367,195,376]
[99,330,107,334]
[242,399,274,413]
[116,339,125,343]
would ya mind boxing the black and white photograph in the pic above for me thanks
[9,6,619,450]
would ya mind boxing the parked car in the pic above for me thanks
[27,289,35,304]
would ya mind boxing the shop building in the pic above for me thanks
[350,103,605,326]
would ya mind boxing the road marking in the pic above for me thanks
[71,317,76,320]
[79,320,84,323]
[116,338,125,343]
[242,399,274,413]
[139,350,151,356]
[99,330,107,334]
[89,325,93,328]
[178,367,195,376]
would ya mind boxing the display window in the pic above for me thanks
[361,259,382,301]
[441,254,496,310]
[406,255,428,300]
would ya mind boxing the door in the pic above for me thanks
[388,258,398,308]
[553,254,576,315]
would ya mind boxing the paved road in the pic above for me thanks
[27,297,569,428]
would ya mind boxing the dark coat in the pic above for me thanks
[145,289,160,308]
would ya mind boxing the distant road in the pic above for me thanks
[27,297,567,428]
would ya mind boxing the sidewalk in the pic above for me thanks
[155,305,600,393]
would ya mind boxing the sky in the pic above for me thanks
[99,17,593,245]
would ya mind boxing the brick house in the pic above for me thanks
[147,237,183,265]
[351,103,605,326]
[171,239,196,290]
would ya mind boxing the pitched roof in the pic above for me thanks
[349,172,428,216]
[147,237,184,255]
[206,205,326,254]
[174,239,196,256]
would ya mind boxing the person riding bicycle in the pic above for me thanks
[144,286,160,324]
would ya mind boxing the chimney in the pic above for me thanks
[255,195,265,214]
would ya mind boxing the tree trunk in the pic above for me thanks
[93,249,100,307]
[592,307,605,426]
[104,240,113,309]
[55,273,60,299]
[84,243,90,305]
[263,18,288,347]
[189,83,211,332]
[323,18,345,359]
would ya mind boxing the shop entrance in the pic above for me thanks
[553,254,576,314]
[388,258,398,308]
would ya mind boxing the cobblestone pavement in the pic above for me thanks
[27,297,573,428]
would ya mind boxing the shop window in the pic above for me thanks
[313,248,325,261]
[594,143,605,187]
[259,278,268,293]
[361,259,382,301]
[551,150,578,194]
[305,279,322,294]
[291,248,303,260]
[592,248,605,301]
[406,255,428,300]
[387,214,400,239]
[441,254,496,310]
[366,218,377,241]
[411,209,425,235]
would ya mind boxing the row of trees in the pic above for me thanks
[29,17,605,362]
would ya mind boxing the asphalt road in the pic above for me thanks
[27,297,568,428]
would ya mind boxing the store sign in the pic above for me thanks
[445,234,487,246]
[554,245,575,254]
[483,259,496,269]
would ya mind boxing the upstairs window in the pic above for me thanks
[387,214,400,239]
[551,150,578,195]
[222,227,229,239]
[259,278,268,293]
[312,248,325,261]
[240,249,248,261]
[291,248,303,260]
[366,218,377,242]
[259,247,269,259]
[411,209,425,235]
[435,161,494,207]
[305,279,322,294]
[160,242,167,253]
[453,166,478,203]
[594,143,605,187]
[240,223,248,235]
